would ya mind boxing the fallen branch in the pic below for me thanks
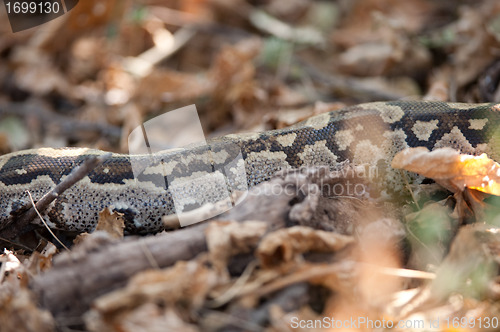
[31,224,210,325]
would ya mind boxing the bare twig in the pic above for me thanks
[207,260,258,308]
[0,236,34,252]
[32,222,211,321]
[0,153,111,239]
[26,190,69,251]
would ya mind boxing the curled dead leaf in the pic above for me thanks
[257,226,354,268]
[205,220,268,275]
[26,242,57,275]
[0,285,55,332]
[392,147,500,195]
[94,208,125,239]
[91,260,218,319]
[85,260,217,331]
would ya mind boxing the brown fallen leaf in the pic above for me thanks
[266,101,345,130]
[88,260,219,325]
[392,147,500,195]
[87,305,199,332]
[256,226,354,268]
[73,208,124,244]
[25,242,58,276]
[95,208,125,239]
[205,220,268,275]
[135,68,213,110]
[0,284,55,332]
[445,5,500,89]
[0,250,55,331]
[208,38,263,128]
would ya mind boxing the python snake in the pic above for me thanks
[1,101,499,234]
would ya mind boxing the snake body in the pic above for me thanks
[1,101,500,234]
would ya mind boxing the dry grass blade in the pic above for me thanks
[26,191,69,251]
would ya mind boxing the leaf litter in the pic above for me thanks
[1,0,500,331]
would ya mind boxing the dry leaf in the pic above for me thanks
[446,5,500,88]
[0,250,54,331]
[205,220,268,275]
[257,226,354,268]
[25,242,57,275]
[331,0,434,48]
[0,250,23,284]
[332,0,432,76]
[268,101,345,129]
[87,304,199,332]
[95,208,125,239]
[208,38,263,127]
[0,285,55,332]
[429,224,500,300]
[135,68,212,109]
[392,147,500,195]
[101,65,135,106]
[91,260,218,318]
[73,232,90,245]
[14,64,70,96]
[69,37,107,83]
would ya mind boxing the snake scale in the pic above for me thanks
[1,101,500,234]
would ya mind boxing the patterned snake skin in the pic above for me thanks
[1,101,499,234]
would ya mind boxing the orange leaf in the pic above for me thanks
[391,147,500,195]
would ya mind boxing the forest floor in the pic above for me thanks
[1,1,500,331]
